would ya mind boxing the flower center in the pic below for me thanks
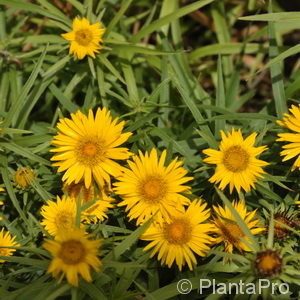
[140,177,167,203]
[56,211,74,230]
[66,182,94,204]
[58,240,86,265]
[83,142,98,156]
[255,250,282,277]
[76,139,105,167]
[219,220,244,244]
[164,219,191,245]
[223,146,249,172]
[75,29,93,46]
[274,215,292,239]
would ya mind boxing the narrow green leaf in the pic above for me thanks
[0,142,50,165]
[239,12,300,22]
[266,211,274,249]
[44,284,71,300]
[257,44,300,74]
[104,0,133,38]
[103,219,151,262]
[189,43,267,61]
[268,6,288,117]
[80,281,108,300]
[97,55,126,84]
[49,83,79,113]
[215,56,226,136]
[0,0,71,26]
[4,46,47,127]
[1,167,31,229]
[43,56,70,79]
[131,0,215,43]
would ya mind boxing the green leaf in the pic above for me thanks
[189,43,267,61]
[0,0,71,26]
[268,5,288,117]
[215,56,226,136]
[257,44,300,74]
[1,167,31,229]
[103,219,151,262]
[0,255,48,268]
[0,142,51,165]
[42,56,70,79]
[3,46,47,127]
[104,0,133,38]
[131,0,215,43]
[80,281,107,300]
[49,83,79,113]
[239,12,300,22]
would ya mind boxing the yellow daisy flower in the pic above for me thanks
[61,17,105,60]
[140,199,214,271]
[0,228,19,263]
[64,181,114,223]
[277,104,300,170]
[114,148,193,225]
[203,128,269,193]
[41,196,77,236]
[212,200,264,253]
[43,228,101,286]
[14,167,35,188]
[50,108,132,189]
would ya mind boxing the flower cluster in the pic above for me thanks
[0,16,299,291]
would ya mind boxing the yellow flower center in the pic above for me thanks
[140,177,167,203]
[75,29,93,46]
[164,219,191,245]
[76,139,105,167]
[83,142,98,156]
[219,220,244,244]
[56,211,74,230]
[223,146,249,172]
[66,182,94,204]
[58,240,86,265]
[255,250,282,277]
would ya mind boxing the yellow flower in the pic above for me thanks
[0,228,19,263]
[14,167,35,188]
[50,108,132,189]
[43,228,101,286]
[41,196,77,236]
[61,17,105,60]
[212,200,264,253]
[114,148,193,225]
[277,104,300,170]
[64,181,114,223]
[203,128,268,193]
[140,200,214,271]
[0,188,4,192]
